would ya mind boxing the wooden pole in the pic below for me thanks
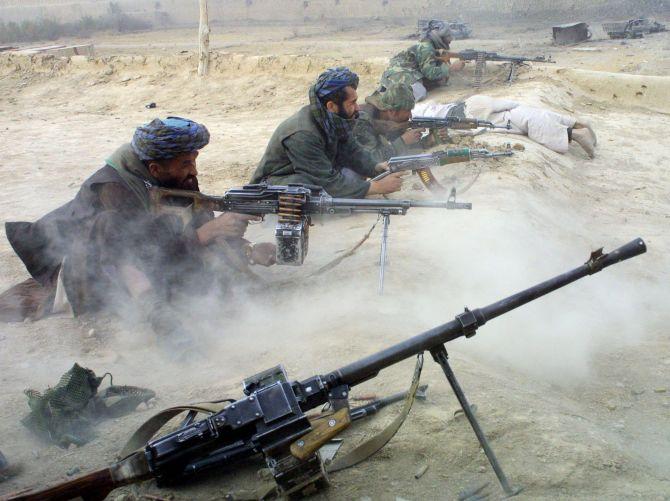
[197,0,210,77]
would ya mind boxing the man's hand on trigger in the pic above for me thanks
[197,213,260,244]
[401,129,423,145]
[374,161,389,174]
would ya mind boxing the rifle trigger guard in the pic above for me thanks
[586,247,605,274]
[456,307,478,338]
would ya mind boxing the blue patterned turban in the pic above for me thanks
[131,117,210,161]
[309,67,359,143]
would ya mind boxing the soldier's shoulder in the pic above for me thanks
[416,40,436,53]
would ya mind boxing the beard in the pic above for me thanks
[161,174,199,191]
[337,108,359,120]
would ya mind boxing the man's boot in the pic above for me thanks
[571,128,596,159]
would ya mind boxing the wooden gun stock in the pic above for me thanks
[5,453,151,501]
[6,468,116,501]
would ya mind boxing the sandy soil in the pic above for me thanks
[0,21,669,501]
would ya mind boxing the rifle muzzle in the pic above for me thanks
[589,238,646,274]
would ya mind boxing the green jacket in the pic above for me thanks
[353,108,411,164]
[250,105,378,198]
[381,40,450,88]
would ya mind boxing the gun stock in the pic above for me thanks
[8,453,151,501]
[9,467,115,501]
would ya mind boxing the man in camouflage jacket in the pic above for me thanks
[380,22,465,101]
[354,83,447,164]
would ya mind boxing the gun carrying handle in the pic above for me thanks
[290,408,351,461]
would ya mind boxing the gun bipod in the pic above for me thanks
[378,211,391,295]
[430,345,522,497]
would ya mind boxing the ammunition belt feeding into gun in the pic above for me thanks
[277,191,309,265]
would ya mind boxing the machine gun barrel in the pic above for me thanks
[325,238,646,388]
[323,197,471,213]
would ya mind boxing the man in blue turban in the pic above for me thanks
[0,117,275,358]
[250,67,405,198]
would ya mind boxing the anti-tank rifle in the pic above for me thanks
[439,48,555,87]
[149,183,471,293]
[10,238,646,501]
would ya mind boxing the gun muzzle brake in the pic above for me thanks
[589,238,646,273]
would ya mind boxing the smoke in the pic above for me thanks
[159,180,661,391]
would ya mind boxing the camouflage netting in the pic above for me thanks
[22,363,155,448]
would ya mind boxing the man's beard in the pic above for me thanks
[337,109,359,120]
[161,175,199,191]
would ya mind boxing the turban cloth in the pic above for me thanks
[131,117,210,162]
[309,67,359,144]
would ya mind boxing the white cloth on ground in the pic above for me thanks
[413,95,577,154]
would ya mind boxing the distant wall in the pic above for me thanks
[1,0,668,25]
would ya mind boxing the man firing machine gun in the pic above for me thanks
[150,183,471,294]
[10,238,646,500]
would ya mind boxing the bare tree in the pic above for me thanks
[198,0,210,77]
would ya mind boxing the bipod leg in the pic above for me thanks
[430,345,520,497]
[507,62,519,84]
[378,212,390,295]
[474,53,486,89]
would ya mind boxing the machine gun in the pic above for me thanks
[149,183,471,293]
[11,238,646,501]
[439,48,555,87]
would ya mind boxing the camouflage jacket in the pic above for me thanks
[381,41,450,88]
[353,107,412,164]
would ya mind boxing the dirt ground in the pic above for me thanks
[0,19,669,501]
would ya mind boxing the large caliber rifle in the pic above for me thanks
[149,183,471,294]
[372,148,513,194]
[439,48,555,87]
[10,238,646,501]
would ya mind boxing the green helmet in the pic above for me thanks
[366,83,416,111]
